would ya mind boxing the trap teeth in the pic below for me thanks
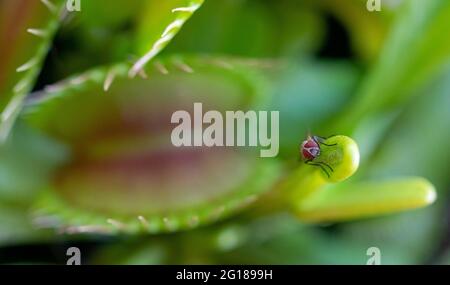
[24,56,281,234]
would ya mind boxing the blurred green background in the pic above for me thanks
[0,0,449,264]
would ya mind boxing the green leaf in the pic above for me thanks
[0,123,67,246]
[365,68,450,191]
[295,178,436,222]
[0,0,65,141]
[166,0,324,57]
[334,0,450,133]
[21,55,281,234]
[0,122,68,203]
[50,0,205,78]
[131,0,205,76]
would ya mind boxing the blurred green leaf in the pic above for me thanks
[0,0,65,141]
[167,0,324,57]
[54,0,204,78]
[0,203,46,246]
[0,123,67,246]
[131,0,205,76]
[296,178,436,222]
[21,55,281,234]
[319,0,390,62]
[339,206,441,265]
[210,215,413,264]
[0,123,68,204]
[366,68,450,193]
[334,0,450,133]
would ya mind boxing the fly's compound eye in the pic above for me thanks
[309,147,320,157]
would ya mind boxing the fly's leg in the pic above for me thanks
[313,135,337,147]
[305,160,330,178]
[315,161,334,173]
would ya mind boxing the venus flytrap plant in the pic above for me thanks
[252,135,359,215]
[276,135,359,208]
[266,0,446,224]
[21,55,280,235]
[0,0,444,266]
[131,0,205,77]
[260,134,436,223]
[57,0,205,78]
[18,50,438,235]
[0,0,65,142]
[306,135,360,183]
[287,136,436,223]
[296,178,436,222]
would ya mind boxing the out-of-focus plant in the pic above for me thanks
[21,56,281,234]
[0,0,65,141]
[0,0,448,265]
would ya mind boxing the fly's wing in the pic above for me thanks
[314,135,338,147]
